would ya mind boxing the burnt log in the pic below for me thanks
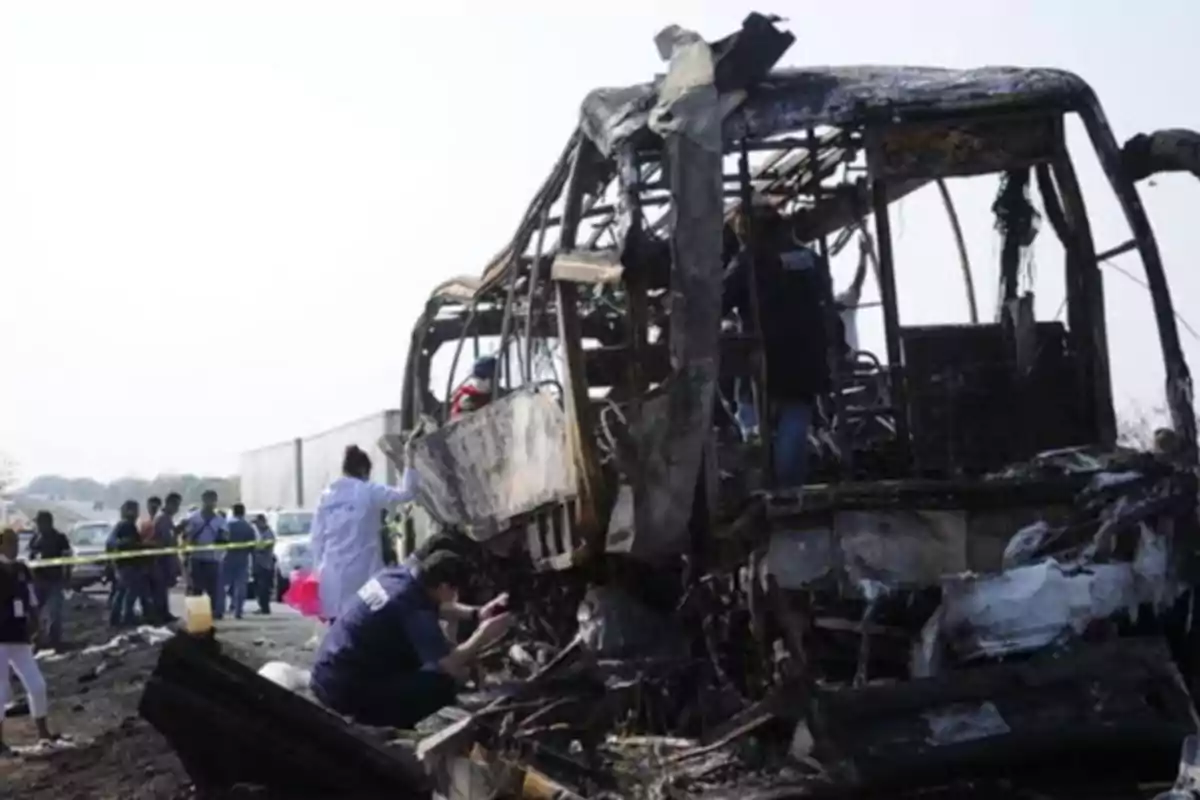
[138,633,430,799]
[810,636,1198,792]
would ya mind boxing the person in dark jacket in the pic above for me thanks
[251,514,276,615]
[108,500,150,628]
[147,492,183,625]
[725,202,837,487]
[0,528,55,753]
[28,511,72,651]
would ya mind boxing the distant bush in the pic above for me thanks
[20,473,240,510]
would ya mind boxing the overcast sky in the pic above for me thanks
[2,0,1197,482]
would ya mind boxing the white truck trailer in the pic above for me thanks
[298,410,405,507]
[239,410,404,510]
[238,438,303,510]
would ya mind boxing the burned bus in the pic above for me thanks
[393,13,1200,795]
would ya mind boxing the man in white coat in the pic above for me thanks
[310,444,420,623]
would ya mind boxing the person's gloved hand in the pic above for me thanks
[479,612,515,640]
[479,593,509,620]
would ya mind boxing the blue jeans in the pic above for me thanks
[223,556,250,619]
[188,559,224,620]
[36,583,65,649]
[774,400,814,487]
[253,566,275,614]
[145,564,172,624]
[735,379,760,440]
[110,566,150,627]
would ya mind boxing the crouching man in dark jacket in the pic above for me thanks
[309,552,512,729]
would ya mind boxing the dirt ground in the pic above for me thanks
[0,592,316,800]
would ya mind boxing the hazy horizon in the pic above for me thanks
[3,1,1198,483]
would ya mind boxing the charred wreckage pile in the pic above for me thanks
[140,13,1200,800]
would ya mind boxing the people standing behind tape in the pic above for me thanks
[223,504,255,620]
[311,444,421,623]
[0,528,57,755]
[183,490,228,621]
[149,492,184,624]
[27,512,72,652]
[449,355,497,420]
[108,500,152,628]
[251,514,276,615]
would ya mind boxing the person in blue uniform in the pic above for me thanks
[310,551,512,729]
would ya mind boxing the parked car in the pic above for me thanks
[269,510,314,601]
[67,520,112,591]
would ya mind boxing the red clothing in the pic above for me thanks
[449,379,491,420]
[137,515,157,543]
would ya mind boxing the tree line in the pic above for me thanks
[20,473,241,510]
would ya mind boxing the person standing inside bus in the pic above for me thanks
[725,202,835,487]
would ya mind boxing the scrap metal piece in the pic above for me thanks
[551,249,624,285]
[626,21,725,560]
[406,387,577,538]
[1122,129,1200,182]
[812,637,1199,791]
[139,634,430,799]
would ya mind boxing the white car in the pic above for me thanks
[268,509,314,600]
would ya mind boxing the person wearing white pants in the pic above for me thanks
[0,528,54,754]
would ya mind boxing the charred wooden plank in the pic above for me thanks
[138,633,430,799]
[551,249,624,285]
[810,636,1198,791]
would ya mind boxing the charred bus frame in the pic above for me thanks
[398,15,1196,577]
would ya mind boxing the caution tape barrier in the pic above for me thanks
[25,540,269,570]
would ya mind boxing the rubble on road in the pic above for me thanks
[141,443,1200,798]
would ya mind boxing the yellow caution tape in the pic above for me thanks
[25,540,272,570]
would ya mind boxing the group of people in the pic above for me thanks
[111,492,279,625]
[173,494,278,622]
[106,493,182,627]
